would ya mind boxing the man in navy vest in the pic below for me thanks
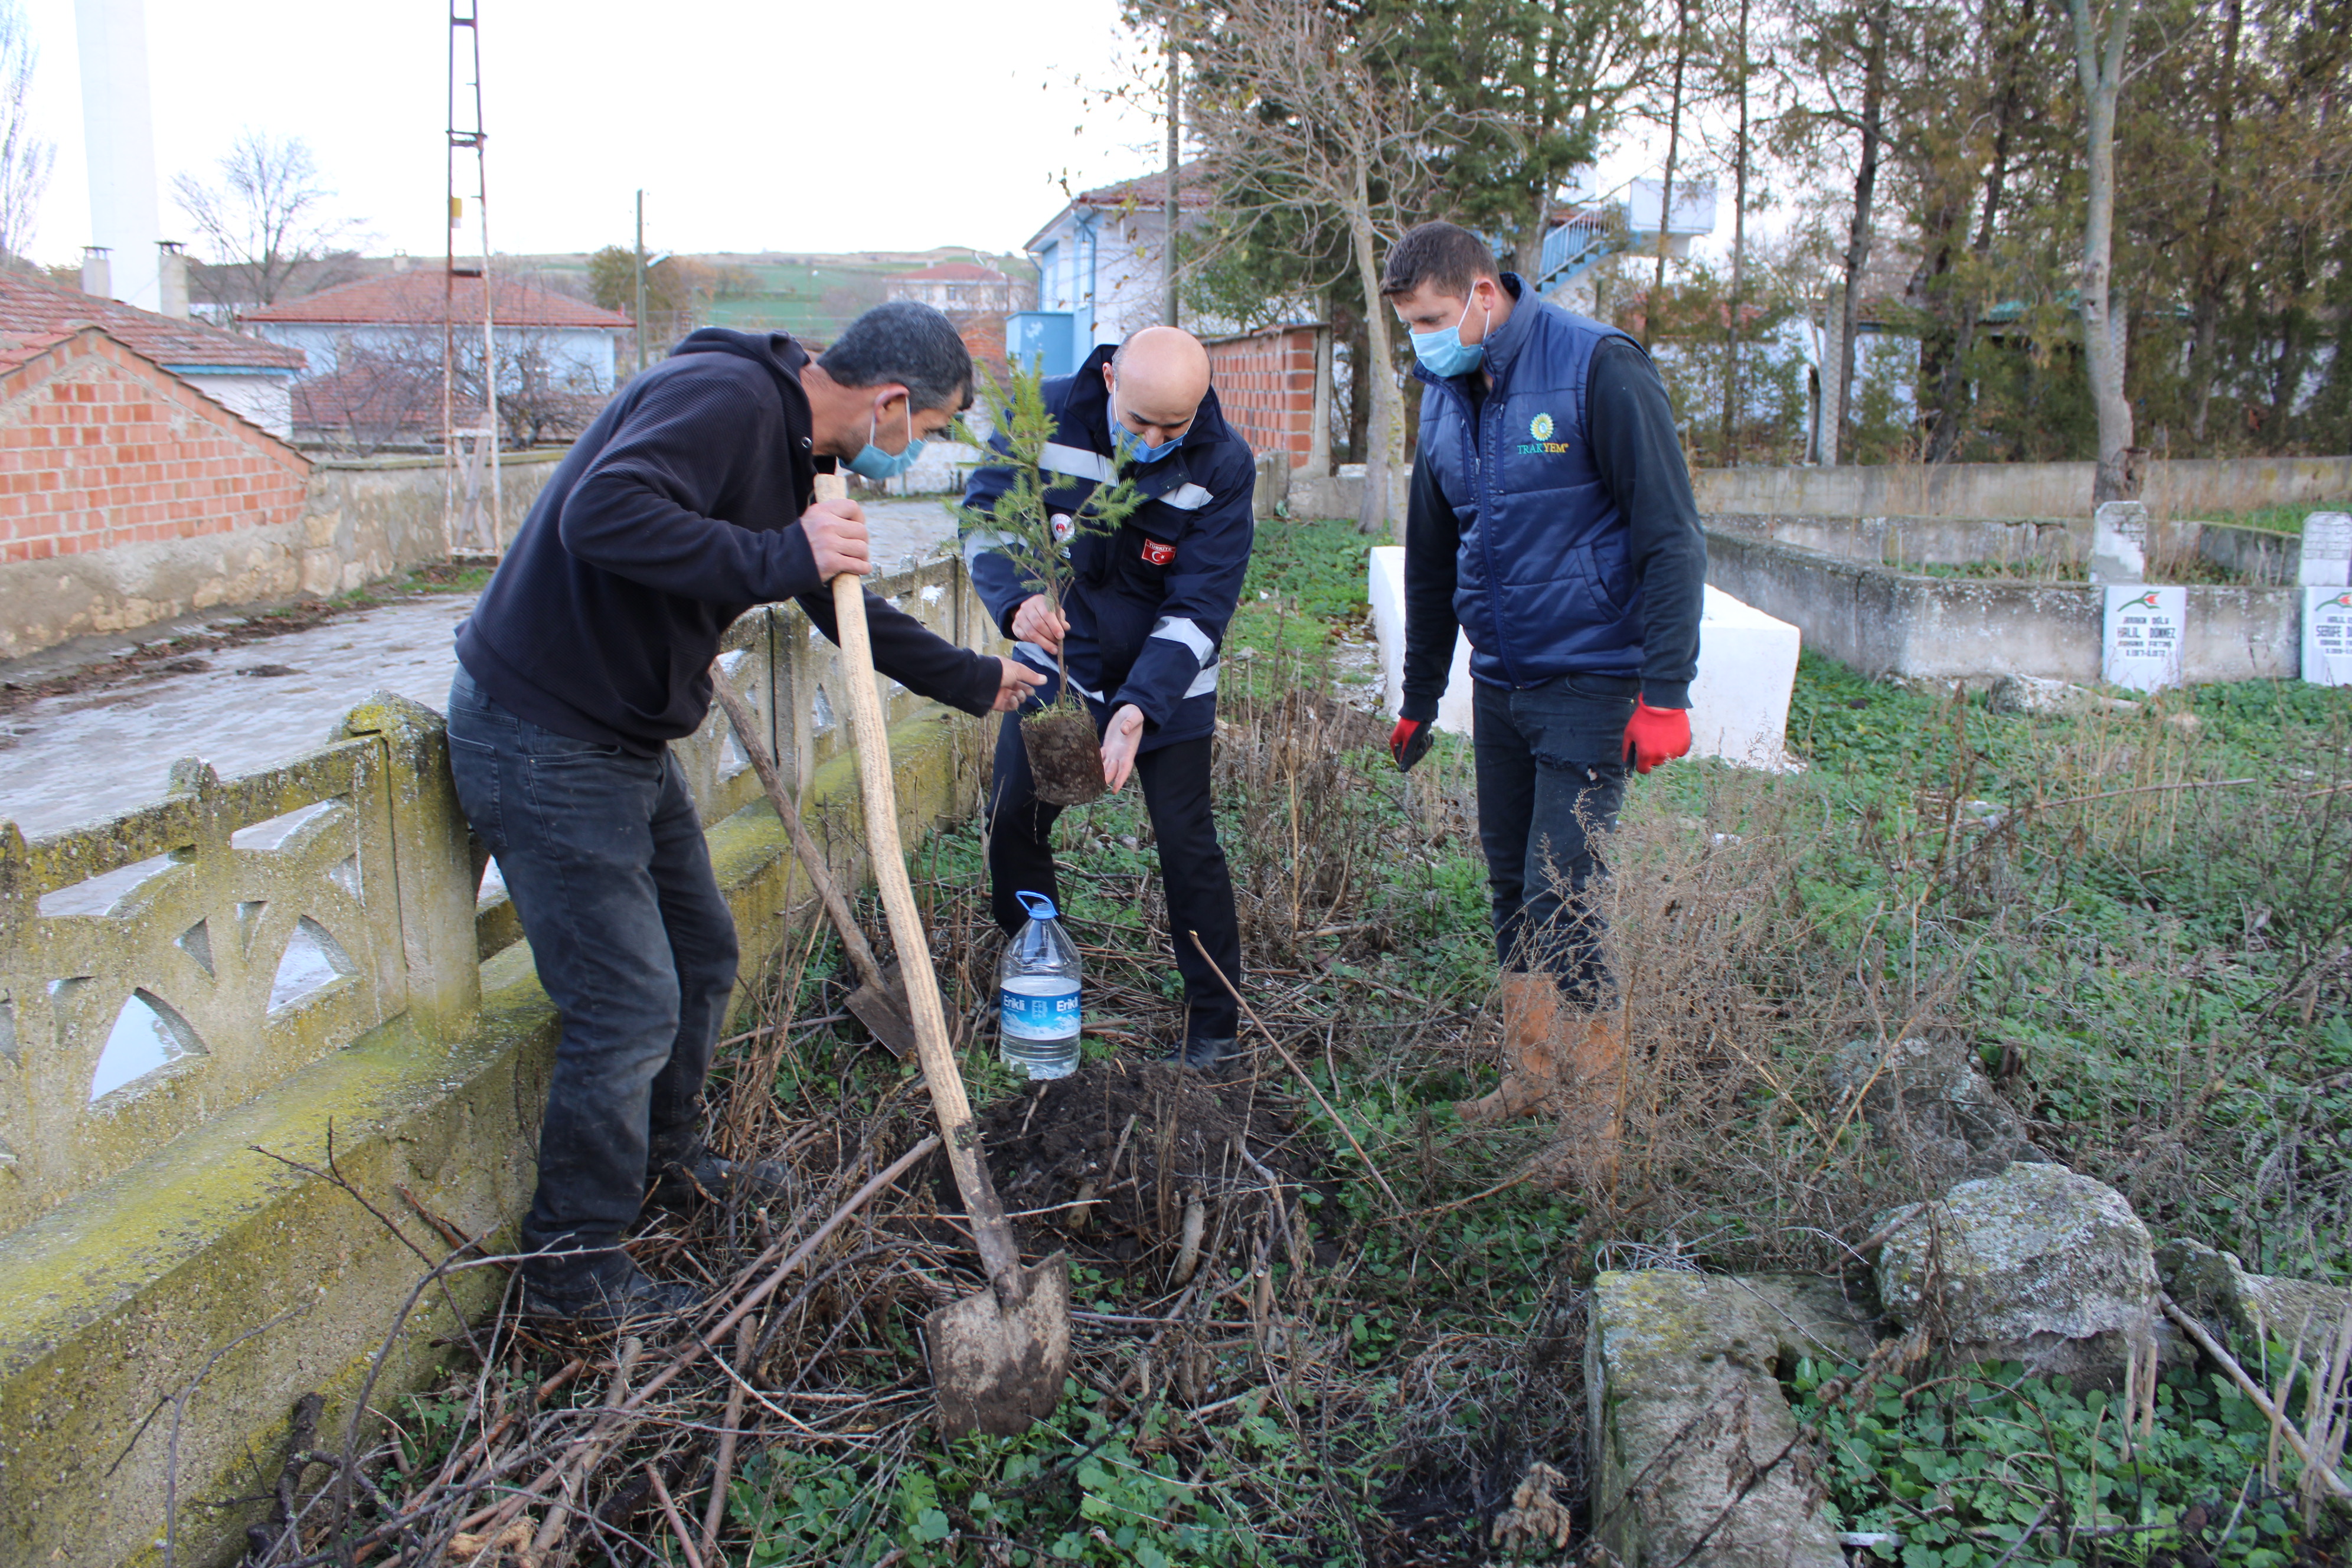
[962,326,1256,1069]
[1381,222,1705,1182]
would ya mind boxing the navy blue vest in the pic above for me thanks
[1413,280,1645,687]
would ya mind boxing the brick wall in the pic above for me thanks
[1204,324,1322,470]
[0,329,312,566]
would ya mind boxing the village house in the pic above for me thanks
[885,260,1023,314]
[1021,163,1213,371]
[0,264,306,437]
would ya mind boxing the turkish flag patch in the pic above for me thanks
[1141,538,1177,566]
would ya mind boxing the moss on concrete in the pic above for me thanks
[0,703,979,1567]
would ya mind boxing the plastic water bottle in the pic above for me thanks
[999,891,1082,1079]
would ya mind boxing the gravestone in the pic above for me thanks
[2302,512,2352,686]
[2088,500,2149,585]
[2103,585,2186,691]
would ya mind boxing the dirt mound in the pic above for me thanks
[972,1059,1326,1268]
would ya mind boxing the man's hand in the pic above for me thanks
[1102,704,1147,792]
[1011,593,1069,655]
[802,498,871,580]
[1390,716,1435,773]
[989,657,1048,713]
[1622,700,1692,775]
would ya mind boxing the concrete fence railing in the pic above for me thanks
[0,559,995,1568]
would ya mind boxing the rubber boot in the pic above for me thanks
[1455,973,1566,1125]
[1537,1007,1629,1193]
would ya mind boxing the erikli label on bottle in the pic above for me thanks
[1000,976,1080,1041]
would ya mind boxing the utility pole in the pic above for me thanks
[442,0,501,555]
[1162,6,1181,327]
[634,190,648,375]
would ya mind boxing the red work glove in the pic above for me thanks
[1622,700,1692,775]
[1390,716,1435,773]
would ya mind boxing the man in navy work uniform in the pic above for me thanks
[1381,223,1704,1184]
[962,326,1256,1069]
[447,302,1043,1324]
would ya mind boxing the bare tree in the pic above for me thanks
[0,0,51,263]
[1187,0,1460,537]
[172,132,358,308]
[2069,0,2142,500]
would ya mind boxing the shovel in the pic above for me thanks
[821,485,1073,1436]
[708,662,916,1059]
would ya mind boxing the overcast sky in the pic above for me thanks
[15,0,1171,266]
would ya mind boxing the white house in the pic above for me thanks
[1026,163,1214,355]
[243,267,631,390]
[886,260,1023,314]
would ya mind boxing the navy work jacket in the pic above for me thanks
[961,345,1256,751]
[1413,278,1647,687]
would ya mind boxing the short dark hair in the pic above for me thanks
[818,300,974,413]
[1380,222,1502,299]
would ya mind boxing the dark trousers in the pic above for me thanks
[445,668,739,1275]
[1472,674,1635,1008]
[985,704,1242,1043]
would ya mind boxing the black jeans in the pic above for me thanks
[445,668,739,1278]
[985,697,1242,1044]
[1472,673,1635,1008]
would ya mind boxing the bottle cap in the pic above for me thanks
[1015,890,1059,923]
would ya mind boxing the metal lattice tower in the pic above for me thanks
[443,1,502,556]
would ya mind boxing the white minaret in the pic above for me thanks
[73,0,162,311]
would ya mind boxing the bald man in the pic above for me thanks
[962,329,1257,1069]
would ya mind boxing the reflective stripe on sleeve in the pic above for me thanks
[1041,442,1115,482]
[1149,615,1216,667]
[1184,664,1219,698]
[962,528,1018,566]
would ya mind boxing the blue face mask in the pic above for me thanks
[1113,423,1183,466]
[844,394,923,480]
[1110,395,1185,465]
[1410,292,1489,378]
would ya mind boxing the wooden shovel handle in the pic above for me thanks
[827,561,1027,1293]
[707,665,887,997]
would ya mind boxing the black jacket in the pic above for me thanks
[960,344,1255,751]
[456,329,1002,753]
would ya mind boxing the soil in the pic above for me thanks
[1022,704,1107,806]
[966,1059,1332,1270]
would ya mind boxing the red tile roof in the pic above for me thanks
[242,269,633,330]
[1075,161,1216,211]
[891,260,1012,283]
[0,270,305,371]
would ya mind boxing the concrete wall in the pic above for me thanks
[1706,528,2301,684]
[0,449,562,662]
[1694,455,2352,521]
[0,560,995,1566]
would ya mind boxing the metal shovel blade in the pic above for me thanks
[923,1251,1074,1436]
[843,978,916,1059]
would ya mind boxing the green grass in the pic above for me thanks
[2194,501,2348,536]
[1794,1354,2336,1566]
[702,537,2352,1564]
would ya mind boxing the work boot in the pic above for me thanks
[522,1252,702,1329]
[1172,1034,1239,1071]
[1454,973,1566,1125]
[645,1146,796,1217]
[1532,1007,1629,1193]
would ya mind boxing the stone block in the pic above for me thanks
[1876,1162,2165,1382]
[2089,501,2150,585]
[1826,1035,2041,1184]
[1588,1270,1875,1568]
[2157,1236,2352,1348]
